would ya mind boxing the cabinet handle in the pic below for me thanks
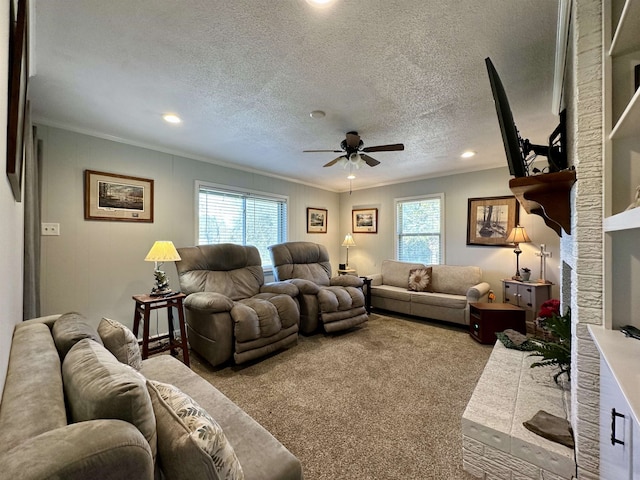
[527,303,532,307]
[505,285,510,290]
[611,408,625,446]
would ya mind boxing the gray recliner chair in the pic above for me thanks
[175,243,300,366]
[268,241,368,334]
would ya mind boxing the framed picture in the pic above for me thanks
[307,207,327,233]
[6,0,29,202]
[352,208,378,233]
[84,170,154,222]
[467,196,519,246]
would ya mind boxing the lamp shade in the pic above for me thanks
[342,234,356,247]
[505,226,531,245]
[144,241,181,262]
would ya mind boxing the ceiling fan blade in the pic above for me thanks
[361,154,380,167]
[323,156,345,167]
[345,132,361,149]
[362,143,405,153]
[303,149,343,153]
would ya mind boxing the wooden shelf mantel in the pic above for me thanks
[509,170,577,236]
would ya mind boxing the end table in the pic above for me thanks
[469,302,526,345]
[132,292,190,366]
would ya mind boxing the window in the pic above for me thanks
[395,194,444,264]
[197,182,288,269]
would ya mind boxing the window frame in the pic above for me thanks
[195,180,289,272]
[394,193,445,264]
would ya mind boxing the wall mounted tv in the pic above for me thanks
[485,57,567,177]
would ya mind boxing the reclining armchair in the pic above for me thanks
[268,241,368,334]
[175,244,300,366]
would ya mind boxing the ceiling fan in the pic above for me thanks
[304,131,404,168]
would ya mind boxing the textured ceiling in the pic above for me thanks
[30,0,561,192]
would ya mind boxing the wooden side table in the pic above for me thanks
[360,276,372,314]
[469,302,526,345]
[132,292,190,366]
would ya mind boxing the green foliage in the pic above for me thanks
[528,307,572,384]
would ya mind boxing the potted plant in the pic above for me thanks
[520,267,531,281]
[528,299,571,384]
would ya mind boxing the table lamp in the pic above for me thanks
[144,241,181,295]
[505,225,531,280]
[342,234,356,269]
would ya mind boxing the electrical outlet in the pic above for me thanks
[41,223,60,236]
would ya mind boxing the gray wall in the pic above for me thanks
[37,125,340,330]
[340,169,562,301]
[38,125,562,338]
[0,2,24,399]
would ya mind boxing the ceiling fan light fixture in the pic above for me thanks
[461,150,476,158]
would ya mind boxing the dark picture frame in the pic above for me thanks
[6,0,29,202]
[84,170,154,222]
[467,196,519,246]
[306,207,328,233]
[352,208,378,233]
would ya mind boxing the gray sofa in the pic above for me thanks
[0,313,302,480]
[368,260,490,325]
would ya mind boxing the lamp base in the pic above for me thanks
[150,288,173,297]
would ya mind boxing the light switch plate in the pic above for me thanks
[41,223,60,236]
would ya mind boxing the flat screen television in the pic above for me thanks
[485,57,567,177]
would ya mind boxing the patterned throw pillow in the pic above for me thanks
[408,267,433,292]
[98,317,143,370]
[148,380,244,480]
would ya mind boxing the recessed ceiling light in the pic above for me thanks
[461,151,476,158]
[310,110,326,119]
[162,114,182,124]
[305,0,335,6]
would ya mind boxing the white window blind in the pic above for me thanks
[197,183,287,268]
[396,194,443,264]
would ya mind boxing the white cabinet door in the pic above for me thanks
[600,358,633,480]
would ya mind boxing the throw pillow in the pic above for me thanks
[408,267,433,292]
[62,338,157,459]
[52,311,103,359]
[147,380,244,480]
[98,317,143,370]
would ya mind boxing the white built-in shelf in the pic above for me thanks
[610,87,640,139]
[590,325,640,426]
[604,207,640,232]
[609,0,640,57]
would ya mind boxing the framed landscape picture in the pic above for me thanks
[352,208,378,233]
[84,170,154,222]
[307,207,327,233]
[467,196,518,246]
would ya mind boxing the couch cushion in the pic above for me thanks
[381,260,427,288]
[62,339,157,459]
[98,317,143,370]
[52,312,103,359]
[431,265,482,295]
[0,323,67,451]
[408,267,433,292]
[369,284,412,302]
[147,380,244,480]
[410,291,468,309]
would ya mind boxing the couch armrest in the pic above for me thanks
[260,281,299,297]
[184,292,234,313]
[368,273,383,286]
[0,419,154,480]
[286,278,320,295]
[330,275,364,288]
[467,282,491,302]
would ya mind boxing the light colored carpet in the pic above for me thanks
[190,313,492,480]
